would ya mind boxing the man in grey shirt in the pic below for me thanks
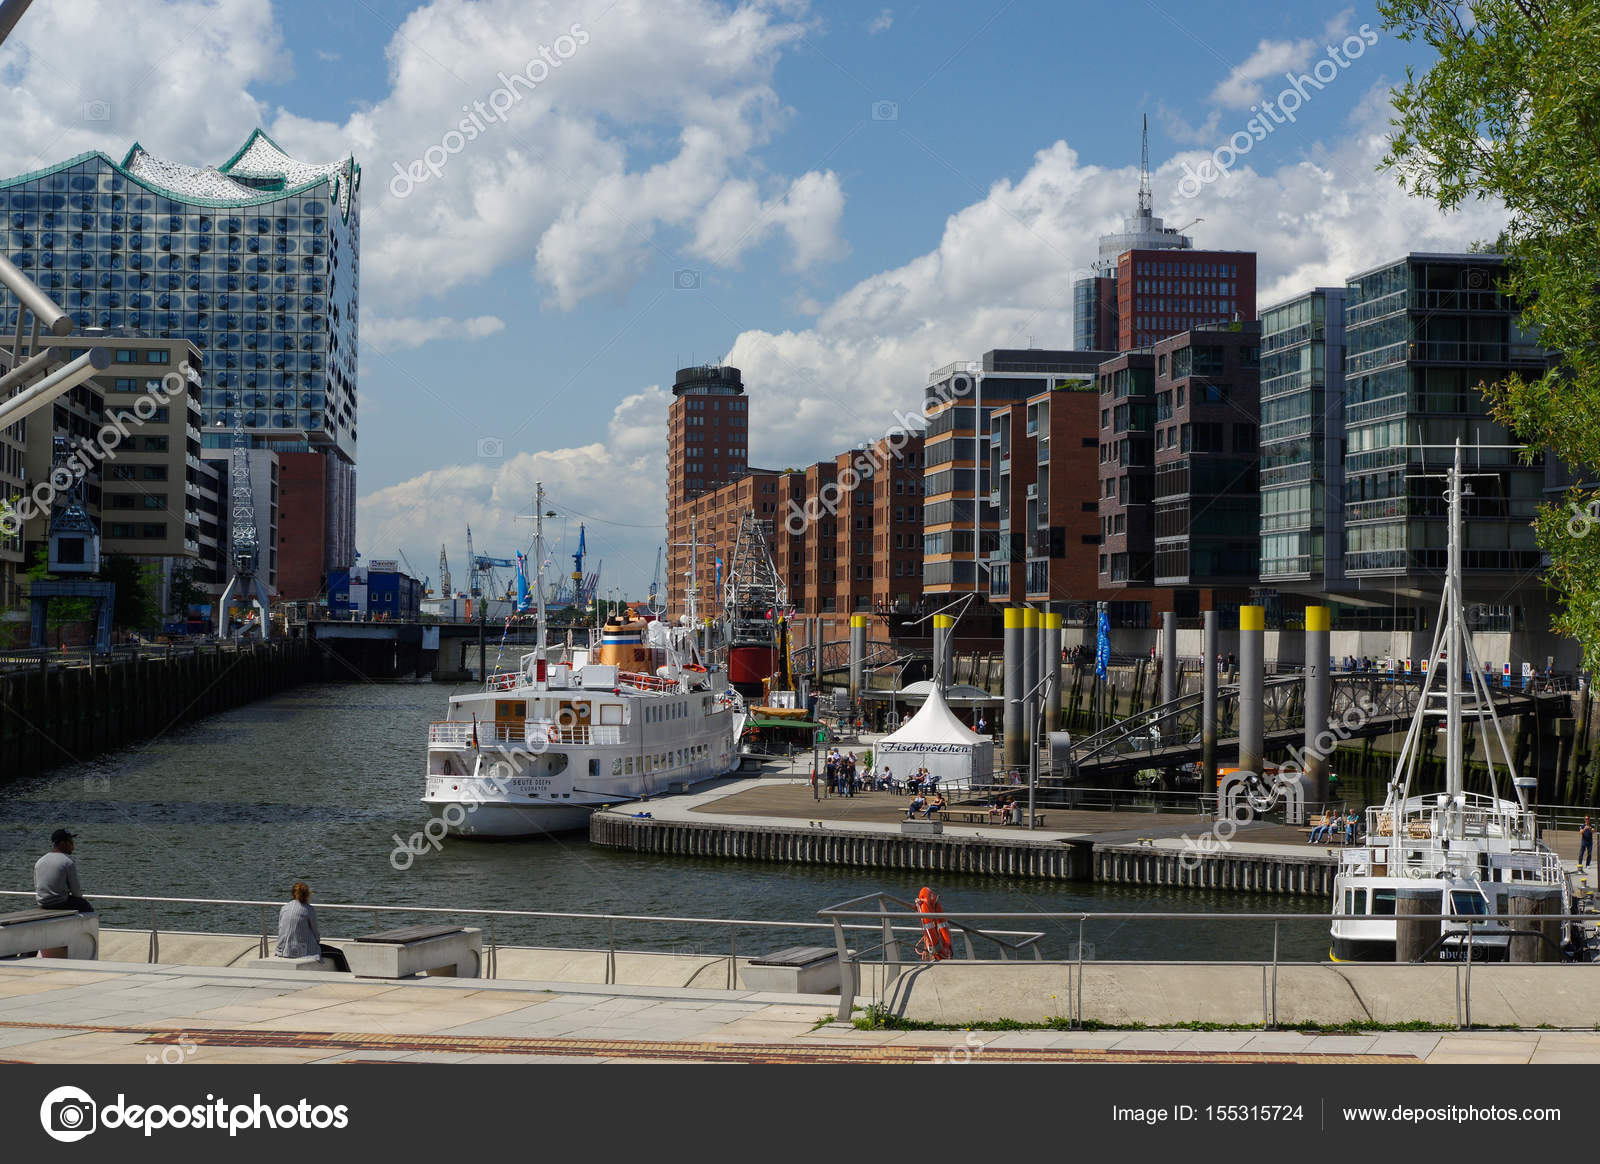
[34,829,92,913]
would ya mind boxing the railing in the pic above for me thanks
[0,890,1038,994]
[617,670,679,693]
[3,891,1592,1029]
[0,640,253,674]
[427,721,521,747]
[815,901,1599,1026]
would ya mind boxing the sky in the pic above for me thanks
[0,0,1507,598]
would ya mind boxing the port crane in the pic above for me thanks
[646,545,664,615]
[439,544,451,597]
[215,413,270,640]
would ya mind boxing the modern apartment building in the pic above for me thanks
[57,333,224,612]
[1259,288,1346,590]
[1341,254,1546,596]
[0,130,360,599]
[922,349,1113,597]
[1099,322,1262,616]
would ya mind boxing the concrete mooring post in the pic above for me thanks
[1003,606,1024,770]
[932,613,953,691]
[1239,605,1265,779]
[848,614,867,718]
[1160,610,1177,706]
[1202,609,1218,791]
[1042,611,1062,733]
[1303,605,1332,805]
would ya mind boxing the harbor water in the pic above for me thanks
[0,680,1328,960]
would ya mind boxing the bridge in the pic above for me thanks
[1060,674,1558,781]
[787,637,902,679]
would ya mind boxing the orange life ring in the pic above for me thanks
[915,886,953,961]
[546,725,560,743]
[686,663,706,672]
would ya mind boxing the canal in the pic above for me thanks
[0,680,1330,961]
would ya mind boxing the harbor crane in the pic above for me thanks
[439,544,451,597]
[647,545,663,614]
[215,413,270,640]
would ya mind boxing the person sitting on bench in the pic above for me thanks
[1308,816,1336,843]
[907,793,928,819]
[33,828,91,958]
[276,882,350,972]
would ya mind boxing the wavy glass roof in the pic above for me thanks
[0,129,359,218]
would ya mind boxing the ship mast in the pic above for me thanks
[534,481,549,672]
[1445,440,1464,795]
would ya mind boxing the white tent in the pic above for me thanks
[874,683,995,790]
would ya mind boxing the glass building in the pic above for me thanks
[1342,254,1546,592]
[0,131,360,585]
[1258,287,1344,587]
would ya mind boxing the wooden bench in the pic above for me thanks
[0,908,98,960]
[342,924,482,979]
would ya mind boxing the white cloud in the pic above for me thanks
[1207,11,1353,110]
[357,386,670,596]
[867,9,893,35]
[280,0,846,311]
[364,314,506,352]
[0,0,847,315]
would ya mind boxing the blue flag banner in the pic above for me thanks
[1095,608,1110,679]
[715,556,723,594]
[514,551,531,612]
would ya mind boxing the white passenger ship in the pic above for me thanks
[1329,442,1572,961]
[422,486,745,837]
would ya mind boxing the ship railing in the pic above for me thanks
[428,721,521,746]
[617,670,679,693]
[524,722,623,747]
[485,670,524,691]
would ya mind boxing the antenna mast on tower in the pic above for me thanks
[1138,113,1152,214]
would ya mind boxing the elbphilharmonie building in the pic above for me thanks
[0,130,360,598]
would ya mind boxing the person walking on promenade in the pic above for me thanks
[276,882,350,972]
[1580,818,1595,868]
[34,828,92,959]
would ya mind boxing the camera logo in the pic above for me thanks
[40,1085,96,1143]
[1463,267,1491,290]
[476,436,504,459]
[673,268,701,290]
[82,99,111,122]
[871,100,898,121]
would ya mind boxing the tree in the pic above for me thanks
[1379,0,1600,672]
[98,553,161,633]
[24,548,94,641]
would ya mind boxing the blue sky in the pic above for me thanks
[0,1,1500,595]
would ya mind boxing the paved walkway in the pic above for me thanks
[674,778,1324,854]
[1,960,1597,1063]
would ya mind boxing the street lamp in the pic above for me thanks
[1012,669,1055,831]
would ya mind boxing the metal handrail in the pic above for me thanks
[0,890,1044,985]
[816,904,1597,1024]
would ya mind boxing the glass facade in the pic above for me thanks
[1259,288,1344,583]
[0,133,360,468]
[1341,255,1545,583]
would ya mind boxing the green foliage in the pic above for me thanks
[1379,0,1600,673]
[25,548,94,628]
[98,553,161,632]
[168,559,202,618]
